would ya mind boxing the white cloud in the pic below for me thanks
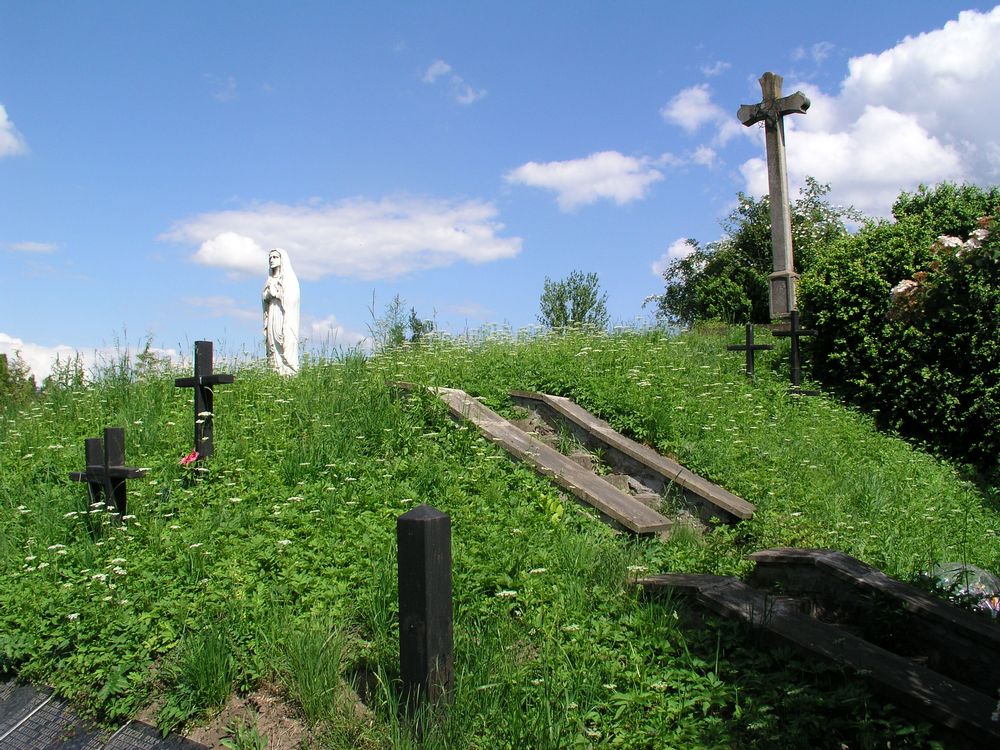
[700,61,730,77]
[660,84,725,133]
[183,296,259,321]
[792,41,836,65]
[740,7,1000,216]
[5,241,57,253]
[423,59,452,83]
[661,84,745,147]
[651,238,698,276]
[505,151,664,211]
[0,104,28,157]
[691,145,717,167]
[161,196,522,280]
[0,333,79,381]
[422,59,487,105]
[205,74,238,102]
[305,315,367,348]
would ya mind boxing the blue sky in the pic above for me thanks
[3,1,999,378]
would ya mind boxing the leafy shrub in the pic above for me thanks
[538,270,609,329]
[800,183,1000,474]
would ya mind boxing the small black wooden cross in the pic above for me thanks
[68,427,147,517]
[772,310,819,394]
[174,340,234,459]
[727,324,774,377]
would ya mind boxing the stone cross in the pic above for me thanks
[772,310,818,394]
[174,341,234,460]
[727,324,774,377]
[69,427,147,518]
[738,72,810,319]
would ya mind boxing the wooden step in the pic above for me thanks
[429,387,674,536]
[510,391,754,523]
[637,573,1000,746]
[748,547,1000,697]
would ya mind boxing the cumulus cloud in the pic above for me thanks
[422,59,487,104]
[0,333,79,381]
[505,151,665,211]
[651,238,698,276]
[161,197,522,280]
[739,6,1000,216]
[0,333,177,381]
[661,84,744,146]
[0,105,28,157]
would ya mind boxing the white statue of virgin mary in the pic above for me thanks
[262,248,300,375]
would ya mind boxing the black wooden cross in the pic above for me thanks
[68,427,147,517]
[727,324,774,377]
[174,340,234,459]
[771,310,819,395]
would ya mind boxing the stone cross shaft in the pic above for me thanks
[174,341,234,459]
[68,427,147,518]
[738,72,810,319]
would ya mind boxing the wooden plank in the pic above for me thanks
[433,387,673,536]
[637,573,1000,744]
[511,391,754,522]
[749,548,1000,644]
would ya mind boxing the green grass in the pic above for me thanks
[1,326,996,748]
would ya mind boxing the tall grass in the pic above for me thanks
[1,325,995,747]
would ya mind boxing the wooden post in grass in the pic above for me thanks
[397,504,454,708]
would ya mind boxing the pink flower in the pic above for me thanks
[179,450,199,466]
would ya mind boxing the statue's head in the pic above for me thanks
[268,249,282,270]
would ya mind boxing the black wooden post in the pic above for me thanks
[174,341,234,459]
[727,324,774,377]
[69,427,146,517]
[397,504,453,708]
[772,310,819,395]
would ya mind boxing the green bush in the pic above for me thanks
[800,183,1000,475]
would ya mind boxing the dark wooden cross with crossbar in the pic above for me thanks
[68,427,147,517]
[727,324,774,377]
[772,310,819,395]
[174,340,234,460]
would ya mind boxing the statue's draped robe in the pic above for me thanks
[262,249,300,375]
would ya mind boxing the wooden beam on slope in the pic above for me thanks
[510,391,754,523]
[429,386,674,537]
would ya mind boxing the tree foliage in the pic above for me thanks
[653,178,860,326]
[0,352,37,409]
[538,270,609,330]
[800,182,1000,474]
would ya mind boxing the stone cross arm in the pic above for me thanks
[737,72,810,127]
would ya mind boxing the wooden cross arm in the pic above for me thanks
[772,327,817,338]
[175,374,235,387]
[727,343,774,351]
[69,466,147,481]
[737,91,810,126]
